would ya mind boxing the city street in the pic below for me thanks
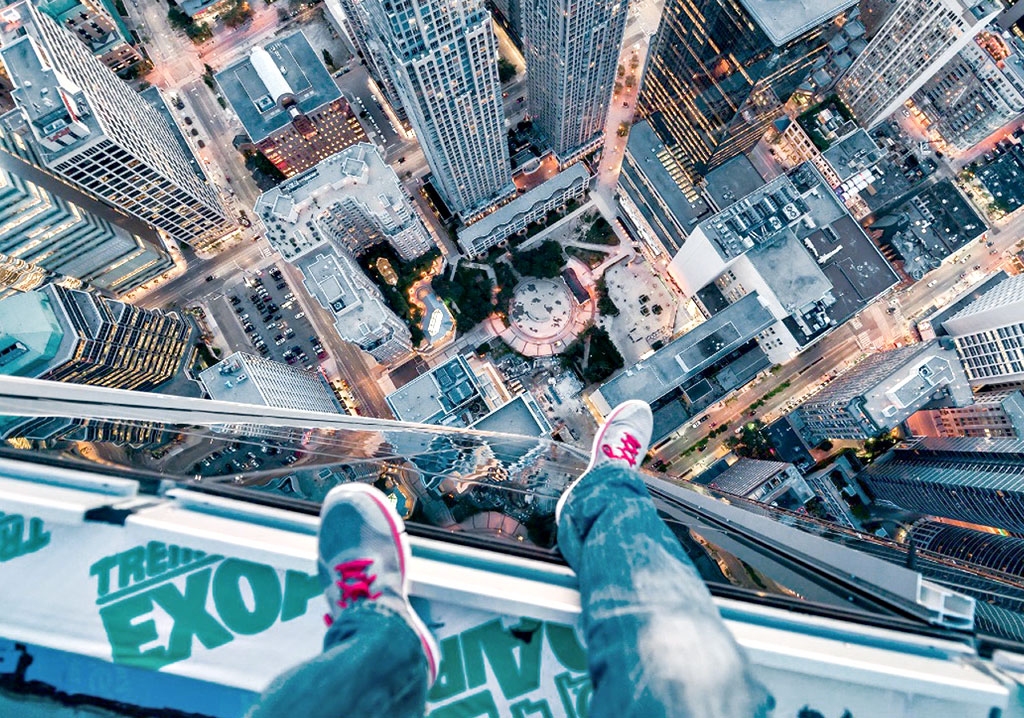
[652,215,1022,476]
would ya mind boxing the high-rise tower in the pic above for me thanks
[0,150,172,297]
[635,0,855,188]
[361,0,515,217]
[0,2,233,248]
[837,0,1000,128]
[521,0,628,162]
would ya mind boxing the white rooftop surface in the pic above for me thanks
[943,273,1024,335]
[458,163,590,246]
[738,0,860,46]
[255,143,415,261]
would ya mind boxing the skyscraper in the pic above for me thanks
[35,0,143,74]
[836,0,1000,128]
[796,341,973,443]
[859,437,1024,533]
[0,2,233,248]
[521,0,628,162]
[0,284,194,392]
[0,156,172,297]
[200,352,344,414]
[908,388,1024,439]
[255,143,434,261]
[361,0,515,217]
[635,0,855,188]
[942,273,1024,387]
[913,39,1024,151]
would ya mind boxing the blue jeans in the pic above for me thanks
[249,465,769,717]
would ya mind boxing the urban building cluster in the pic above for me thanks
[5,0,1024,681]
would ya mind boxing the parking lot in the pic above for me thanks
[222,264,330,372]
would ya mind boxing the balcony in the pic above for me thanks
[0,375,1022,717]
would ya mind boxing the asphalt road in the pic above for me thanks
[653,214,1021,476]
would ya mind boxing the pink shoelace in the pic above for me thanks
[601,432,642,467]
[323,558,382,626]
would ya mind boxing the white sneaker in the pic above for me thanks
[555,400,653,523]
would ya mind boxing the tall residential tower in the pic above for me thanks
[837,0,1000,127]
[361,0,515,217]
[522,0,628,162]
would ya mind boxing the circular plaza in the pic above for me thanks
[494,277,593,356]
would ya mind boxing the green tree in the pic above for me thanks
[322,48,336,71]
[564,327,624,384]
[432,265,494,328]
[512,240,565,278]
[497,57,517,83]
[596,276,619,317]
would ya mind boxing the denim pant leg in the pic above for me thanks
[557,464,770,718]
[247,605,428,718]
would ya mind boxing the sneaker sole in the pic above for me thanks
[555,400,643,522]
[323,483,440,683]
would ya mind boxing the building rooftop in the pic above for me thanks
[703,154,767,210]
[293,247,407,357]
[976,145,1024,215]
[386,355,482,425]
[199,354,267,407]
[737,0,859,46]
[805,341,974,427]
[216,31,341,143]
[596,292,775,408]
[943,273,1024,335]
[0,34,100,161]
[918,271,1009,337]
[860,343,973,421]
[457,163,590,250]
[696,458,794,496]
[620,119,710,253]
[470,394,551,437]
[199,351,342,413]
[0,290,65,377]
[821,129,886,184]
[869,180,986,280]
[747,230,832,314]
[255,143,425,261]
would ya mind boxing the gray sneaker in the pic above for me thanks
[318,482,440,683]
[555,400,653,522]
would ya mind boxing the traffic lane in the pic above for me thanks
[137,238,267,309]
[654,327,861,465]
[275,261,393,417]
[336,68,402,151]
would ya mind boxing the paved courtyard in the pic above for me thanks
[493,278,593,356]
[600,256,690,363]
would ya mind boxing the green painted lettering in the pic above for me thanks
[212,559,281,635]
[118,546,146,589]
[427,690,499,718]
[511,698,553,718]
[545,623,588,672]
[90,554,117,597]
[461,619,542,700]
[0,513,50,562]
[151,568,233,658]
[554,672,592,718]
[428,635,467,702]
[99,591,163,667]
[147,541,168,577]
[280,569,320,622]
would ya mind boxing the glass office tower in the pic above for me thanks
[636,0,854,187]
